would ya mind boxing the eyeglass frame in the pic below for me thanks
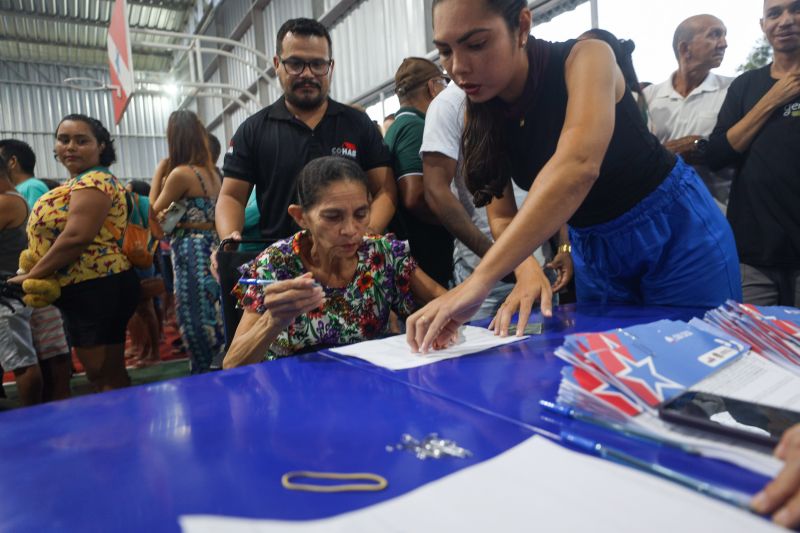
[278,56,334,76]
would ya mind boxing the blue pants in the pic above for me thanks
[569,157,741,307]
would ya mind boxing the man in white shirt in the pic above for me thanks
[644,14,733,208]
[420,82,572,323]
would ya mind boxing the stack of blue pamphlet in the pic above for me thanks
[705,300,800,375]
[555,319,750,418]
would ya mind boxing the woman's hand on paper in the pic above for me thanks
[406,278,489,353]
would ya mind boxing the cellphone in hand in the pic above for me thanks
[658,391,800,448]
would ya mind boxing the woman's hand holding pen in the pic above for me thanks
[751,424,800,528]
[256,273,325,330]
[223,273,324,369]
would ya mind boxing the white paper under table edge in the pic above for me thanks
[179,436,779,533]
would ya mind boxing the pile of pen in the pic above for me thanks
[705,300,800,375]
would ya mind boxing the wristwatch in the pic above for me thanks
[558,243,571,254]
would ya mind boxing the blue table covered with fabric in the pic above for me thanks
[0,353,533,532]
[323,303,772,497]
[0,304,772,531]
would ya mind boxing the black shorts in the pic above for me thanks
[54,269,140,347]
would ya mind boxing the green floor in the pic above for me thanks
[1,358,191,410]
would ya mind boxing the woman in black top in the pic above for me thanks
[407,0,741,352]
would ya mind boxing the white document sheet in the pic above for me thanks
[328,326,528,370]
[691,351,800,409]
[632,412,784,477]
[614,352,797,478]
[180,437,780,533]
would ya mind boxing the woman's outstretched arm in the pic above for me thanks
[407,39,622,353]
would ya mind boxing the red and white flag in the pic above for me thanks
[107,0,135,125]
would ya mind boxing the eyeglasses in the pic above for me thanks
[279,57,333,76]
[432,77,450,88]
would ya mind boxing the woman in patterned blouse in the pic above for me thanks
[223,156,447,367]
[9,115,139,391]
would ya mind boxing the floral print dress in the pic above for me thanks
[236,231,418,360]
[168,166,224,373]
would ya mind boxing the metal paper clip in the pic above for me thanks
[386,433,473,460]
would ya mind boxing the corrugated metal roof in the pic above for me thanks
[0,0,197,71]
[0,61,174,181]
[530,0,589,23]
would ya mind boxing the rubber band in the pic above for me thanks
[281,471,388,493]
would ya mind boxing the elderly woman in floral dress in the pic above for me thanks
[223,156,446,367]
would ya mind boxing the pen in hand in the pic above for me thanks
[238,278,322,288]
[238,278,280,286]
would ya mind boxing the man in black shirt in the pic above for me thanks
[217,18,396,244]
[707,0,800,306]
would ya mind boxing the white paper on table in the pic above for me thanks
[180,437,781,533]
[691,350,800,409]
[328,325,528,370]
[613,352,797,478]
[631,412,784,477]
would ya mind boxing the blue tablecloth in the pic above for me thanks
[0,304,772,531]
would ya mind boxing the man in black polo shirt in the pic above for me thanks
[217,18,396,244]
[707,0,800,306]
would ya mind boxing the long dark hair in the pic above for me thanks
[0,151,8,181]
[165,110,212,174]
[433,0,527,207]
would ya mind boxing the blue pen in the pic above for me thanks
[539,400,697,454]
[238,278,322,288]
[238,278,280,286]
[561,431,753,510]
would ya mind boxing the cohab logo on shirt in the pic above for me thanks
[332,141,357,158]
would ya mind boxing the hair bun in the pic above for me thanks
[472,189,494,208]
[621,39,635,54]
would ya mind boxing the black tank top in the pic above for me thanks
[504,39,675,227]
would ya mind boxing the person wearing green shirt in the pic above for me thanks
[384,57,453,286]
[239,188,265,252]
[125,180,162,368]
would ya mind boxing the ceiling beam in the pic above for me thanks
[318,0,363,29]
[0,6,184,30]
[528,0,588,24]
[0,35,173,65]
[127,0,193,12]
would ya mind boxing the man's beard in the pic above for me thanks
[285,79,327,110]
